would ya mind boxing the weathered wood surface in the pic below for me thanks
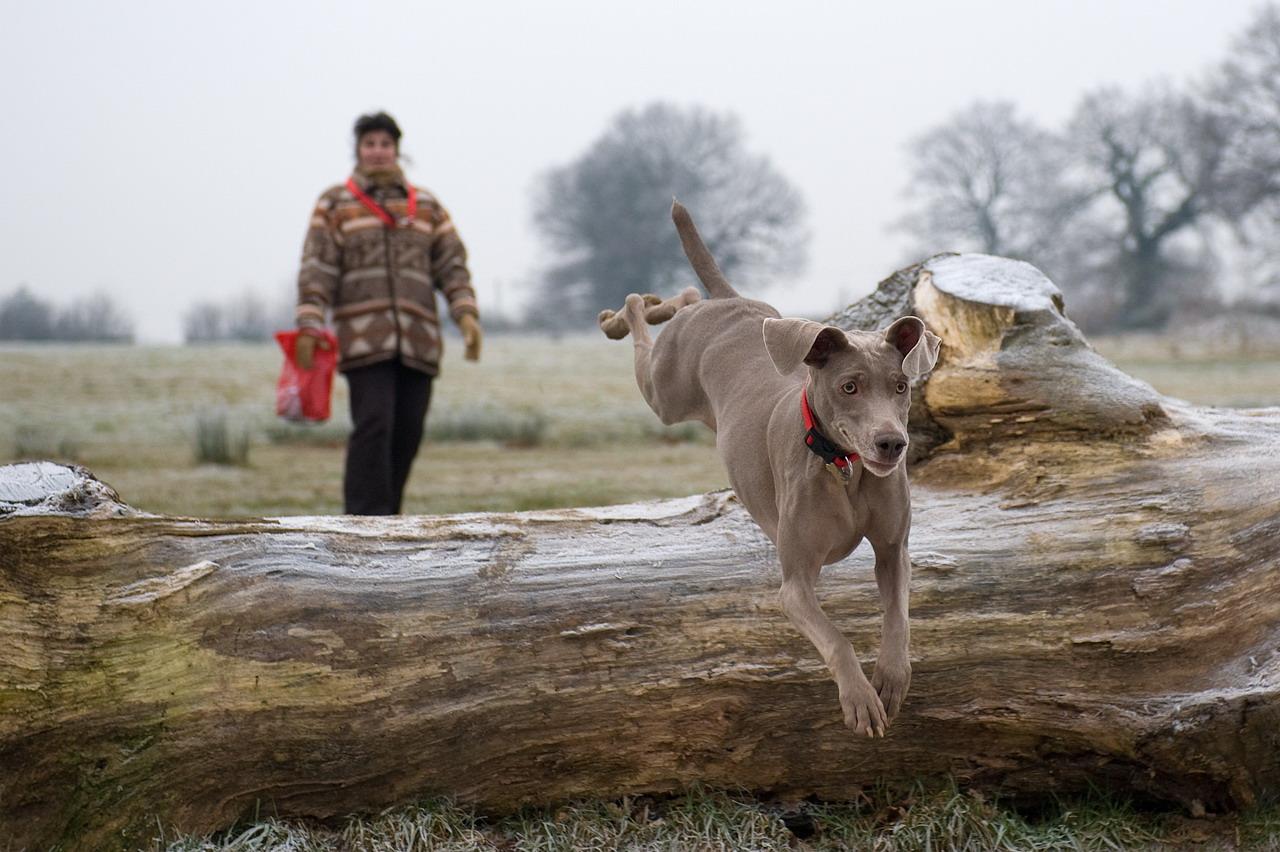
[2,254,1279,850]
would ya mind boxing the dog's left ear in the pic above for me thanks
[763,318,849,375]
[885,316,941,379]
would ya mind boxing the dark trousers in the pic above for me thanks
[343,359,433,515]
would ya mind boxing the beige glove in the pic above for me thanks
[294,330,332,370]
[458,314,482,362]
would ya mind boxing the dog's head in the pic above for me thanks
[763,316,940,477]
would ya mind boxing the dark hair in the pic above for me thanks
[353,111,402,146]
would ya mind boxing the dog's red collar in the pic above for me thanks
[801,384,859,476]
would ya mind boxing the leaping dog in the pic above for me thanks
[599,202,939,736]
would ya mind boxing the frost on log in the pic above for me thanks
[2,254,1278,850]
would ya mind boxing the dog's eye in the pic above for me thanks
[896,382,908,394]
[842,381,857,394]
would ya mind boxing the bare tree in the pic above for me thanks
[531,103,807,326]
[0,286,55,340]
[183,288,292,343]
[1066,85,1231,328]
[898,102,1083,266]
[1205,2,1280,305]
[54,292,135,342]
[221,291,273,341]
[897,6,1280,330]
[182,301,226,343]
[894,103,1136,326]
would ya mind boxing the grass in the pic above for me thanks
[0,334,726,517]
[1,333,1278,518]
[195,409,251,466]
[153,783,1280,851]
[1092,331,1280,408]
[11,423,81,462]
[1094,355,1280,409]
[425,403,549,446]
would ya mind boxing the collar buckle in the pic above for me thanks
[824,459,853,484]
[801,383,859,483]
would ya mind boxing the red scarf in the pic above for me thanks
[345,177,417,228]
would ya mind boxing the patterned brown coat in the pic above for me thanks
[296,167,478,375]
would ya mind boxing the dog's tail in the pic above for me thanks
[672,199,741,300]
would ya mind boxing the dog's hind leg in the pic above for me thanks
[597,307,631,340]
[621,293,664,415]
[598,294,663,340]
[644,286,701,325]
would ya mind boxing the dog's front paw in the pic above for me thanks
[839,678,888,738]
[871,656,912,723]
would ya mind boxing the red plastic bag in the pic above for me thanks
[274,329,338,422]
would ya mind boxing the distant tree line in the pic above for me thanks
[182,288,294,343]
[897,3,1280,331]
[0,286,135,342]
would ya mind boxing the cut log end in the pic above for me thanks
[0,460,134,518]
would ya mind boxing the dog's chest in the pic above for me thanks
[812,488,874,564]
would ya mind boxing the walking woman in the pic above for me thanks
[294,111,481,514]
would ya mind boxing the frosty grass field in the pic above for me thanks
[2,331,1279,519]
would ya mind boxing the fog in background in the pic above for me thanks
[1,0,1262,342]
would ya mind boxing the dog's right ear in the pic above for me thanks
[763,318,849,375]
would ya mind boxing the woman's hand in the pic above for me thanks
[459,314,483,362]
[295,330,331,370]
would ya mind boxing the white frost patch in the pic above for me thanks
[559,622,636,638]
[564,494,713,521]
[911,551,958,573]
[266,515,444,536]
[439,521,525,538]
[455,493,715,524]
[269,494,717,534]
[0,461,134,517]
[106,560,219,608]
[0,461,81,504]
[926,254,1062,313]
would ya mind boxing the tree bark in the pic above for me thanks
[3,254,1278,850]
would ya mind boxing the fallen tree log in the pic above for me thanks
[2,254,1278,850]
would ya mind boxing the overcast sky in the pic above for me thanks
[1,0,1262,342]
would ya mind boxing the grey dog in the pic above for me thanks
[599,202,940,736]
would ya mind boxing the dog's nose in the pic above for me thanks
[874,433,907,459]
